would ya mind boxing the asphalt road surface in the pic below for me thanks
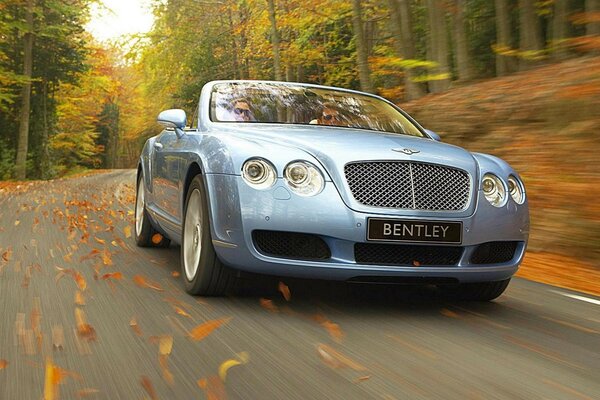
[0,170,599,400]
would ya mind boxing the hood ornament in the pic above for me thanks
[392,148,420,155]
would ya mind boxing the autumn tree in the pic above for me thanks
[518,0,544,69]
[426,0,451,92]
[14,0,34,180]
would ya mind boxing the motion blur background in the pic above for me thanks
[0,0,599,289]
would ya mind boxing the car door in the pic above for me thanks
[151,129,181,225]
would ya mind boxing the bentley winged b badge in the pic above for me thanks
[392,148,420,155]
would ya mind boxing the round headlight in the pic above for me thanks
[284,161,324,196]
[508,175,525,204]
[482,173,506,207]
[242,158,276,189]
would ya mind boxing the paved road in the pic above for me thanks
[0,170,599,400]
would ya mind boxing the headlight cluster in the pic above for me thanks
[508,176,525,204]
[242,158,324,196]
[242,158,276,189]
[482,173,525,207]
[284,161,324,196]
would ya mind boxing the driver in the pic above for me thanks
[309,102,342,126]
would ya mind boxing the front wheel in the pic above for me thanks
[181,175,236,296]
[135,175,170,248]
[439,279,511,301]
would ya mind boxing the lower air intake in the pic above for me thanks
[252,230,331,260]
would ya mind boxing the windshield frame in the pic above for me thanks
[206,81,428,138]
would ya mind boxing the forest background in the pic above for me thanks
[0,0,599,272]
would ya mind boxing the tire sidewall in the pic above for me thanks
[181,174,218,293]
[135,175,153,246]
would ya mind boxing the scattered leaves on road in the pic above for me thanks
[130,317,143,337]
[188,317,232,342]
[140,376,158,400]
[75,308,96,342]
[151,233,163,245]
[133,274,164,292]
[259,298,279,313]
[278,282,291,301]
[316,343,367,371]
[314,313,344,343]
[218,352,249,382]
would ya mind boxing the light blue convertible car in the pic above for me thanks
[135,80,529,300]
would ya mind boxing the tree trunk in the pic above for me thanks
[15,0,34,180]
[453,0,472,81]
[518,0,543,70]
[388,0,425,100]
[40,80,51,179]
[551,0,569,59]
[266,0,282,81]
[494,0,515,75]
[228,7,240,79]
[296,64,305,82]
[587,0,600,36]
[426,0,451,93]
[351,0,374,93]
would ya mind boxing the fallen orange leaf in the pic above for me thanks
[151,233,163,245]
[0,359,7,369]
[101,272,123,281]
[172,271,180,277]
[75,291,85,306]
[124,225,132,239]
[79,249,100,262]
[75,308,96,342]
[197,376,227,400]
[2,247,12,262]
[278,282,291,301]
[316,343,367,371]
[133,274,164,292]
[140,376,158,400]
[130,317,143,337]
[94,237,106,245]
[101,248,112,266]
[174,306,192,318]
[188,317,232,341]
[259,298,279,313]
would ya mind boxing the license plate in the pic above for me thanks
[367,218,462,244]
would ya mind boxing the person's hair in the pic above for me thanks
[316,101,338,115]
[231,97,251,109]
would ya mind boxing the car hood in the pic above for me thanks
[223,124,477,173]
[220,124,479,216]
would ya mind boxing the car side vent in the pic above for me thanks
[252,230,331,260]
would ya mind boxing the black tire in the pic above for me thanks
[135,175,171,248]
[440,279,511,301]
[181,174,236,296]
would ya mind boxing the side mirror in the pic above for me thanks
[158,109,187,138]
[424,129,441,142]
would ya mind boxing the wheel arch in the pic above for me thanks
[182,161,204,214]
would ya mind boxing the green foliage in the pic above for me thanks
[0,138,15,180]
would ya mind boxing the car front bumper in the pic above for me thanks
[205,174,529,283]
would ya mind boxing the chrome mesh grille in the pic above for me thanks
[344,161,471,210]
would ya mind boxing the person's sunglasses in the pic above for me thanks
[234,108,251,116]
[323,114,338,121]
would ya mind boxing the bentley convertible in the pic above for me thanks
[135,80,529,300]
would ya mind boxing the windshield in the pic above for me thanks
[210,82,424,137]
